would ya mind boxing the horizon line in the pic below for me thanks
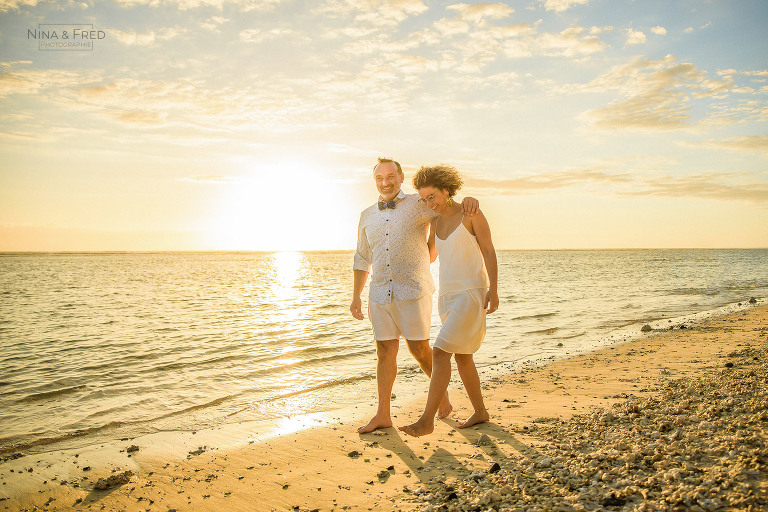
[1,247,767,255]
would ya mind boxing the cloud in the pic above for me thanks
[315,0,428,24]
[579,55,735,131]
[464,167,768,206]
[420,15,604,67]
[114,0,224,8]
[627,174,768,205]
[0,0,38,12]
[590,26,614,35]
[650,26,667,36]
[626,29,646,45]
[683,136,768,155]
[180,175,239,183]
[239,27,301,43]
[536,26,605,57]
[464,168,631,193]
[718,69,768,78]
[446,3,514,24]
[63,76,332,135]
[540,0,589,13]
[112,0,280,10]
[0,63,99,99]
[200,16,228,31]
[110,27,185,46]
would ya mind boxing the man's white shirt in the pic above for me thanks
[353,190,437,304]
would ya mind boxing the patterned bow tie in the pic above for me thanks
[378,200,396,210]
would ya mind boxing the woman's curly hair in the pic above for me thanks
[412,164,463,198]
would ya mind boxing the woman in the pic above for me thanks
[399,164,499,437]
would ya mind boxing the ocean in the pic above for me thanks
[1,249,766,455]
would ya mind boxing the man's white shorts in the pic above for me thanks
[368,294,432,341]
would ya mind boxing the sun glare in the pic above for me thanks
[207,160,340,251]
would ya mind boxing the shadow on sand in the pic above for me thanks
[359,418,542,491]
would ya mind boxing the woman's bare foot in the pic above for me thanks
[399,417,434,437]
[437,393,453,419]
[358,413,393,434]
[457,409,489,429]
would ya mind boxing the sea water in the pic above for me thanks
[1,249,766,454]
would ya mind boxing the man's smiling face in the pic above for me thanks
[373,161,404,202]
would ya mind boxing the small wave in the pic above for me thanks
[724,282,768,291]
[150,395,235,422]
[510,312,558,321]
[552,331,586,340]
[15,385,87,404]
[523,327,560,335]
[670,288,720,297]
[246,348,373,379]
[259,374,375,404]
[0,421,123,455]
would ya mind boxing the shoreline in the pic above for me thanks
[2,303,767,511]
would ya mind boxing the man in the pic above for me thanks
[351,157,478,434]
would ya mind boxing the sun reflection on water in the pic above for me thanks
[273,412,328,437]
[271,251,304,290]
[266,251,307,323]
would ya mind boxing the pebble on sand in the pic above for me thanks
[93,471,134,490]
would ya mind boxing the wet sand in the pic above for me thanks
[1,303,766,511]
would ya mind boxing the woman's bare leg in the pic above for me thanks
[454,353,489,429]
[399,347,453,437]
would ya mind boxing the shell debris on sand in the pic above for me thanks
[406,343,768,511]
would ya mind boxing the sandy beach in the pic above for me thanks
[1,303,766,512]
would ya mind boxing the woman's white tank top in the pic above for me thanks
[435,217,490,295]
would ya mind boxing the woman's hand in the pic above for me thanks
[485,289,499,314]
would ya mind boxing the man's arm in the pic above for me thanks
[427,219,437,263]
[350,269,369,320]
[351,212,372,320]
[460,196,479,216]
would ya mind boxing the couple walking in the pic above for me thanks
[351,158,498,437]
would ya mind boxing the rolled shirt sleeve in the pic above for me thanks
[353,211,373,272]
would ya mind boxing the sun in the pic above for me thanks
[205,159,352,251]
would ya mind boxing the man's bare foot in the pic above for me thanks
[457,409,490,429]
[437,393,453,419]
[398,418,434,437]
[358,414,393,434]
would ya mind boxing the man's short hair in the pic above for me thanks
[373,157,403,175]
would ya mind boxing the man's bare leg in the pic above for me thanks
[399,348,452,437]
[406,339,453,419]
[358,339,399,434]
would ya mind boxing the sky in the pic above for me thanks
[0,0,766,251]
